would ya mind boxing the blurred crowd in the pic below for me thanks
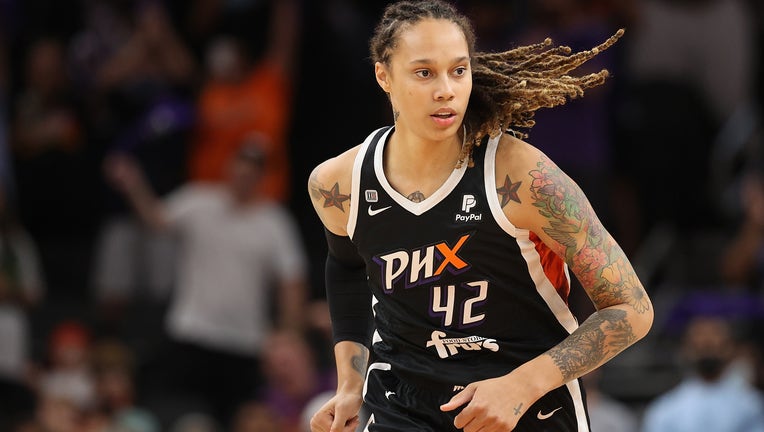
[1,0,764,431]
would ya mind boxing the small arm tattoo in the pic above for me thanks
[350,343,369,376]
[320,182,351,212]
[308,170,323,201]
[497,174,522,207]
[513,403,524,416]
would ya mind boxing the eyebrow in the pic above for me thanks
[409,56,470,65]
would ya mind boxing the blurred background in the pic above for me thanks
[1,0,764,431]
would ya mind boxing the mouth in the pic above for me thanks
[431,108,457,120]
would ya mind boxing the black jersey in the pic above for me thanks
[349,127,590,431]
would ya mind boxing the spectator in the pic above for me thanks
[168,412,219,432]
[627,0,756,123]
[231,401,280,432]
[582,370,638,432]
[259,330,335,432]
[105,135,309,427]
[36,321,96,412]
[614,0,758,256]
[89,0,197,321]
[32,321,97,432]
[187,0,300,202]
[720,171,764,290]
[641,315,764,432]
[0,180,45,430]
[11,37,94,290]
[90,338,160,432]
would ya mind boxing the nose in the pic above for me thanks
[434,76,455,101]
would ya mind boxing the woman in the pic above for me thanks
[308,1,652,431]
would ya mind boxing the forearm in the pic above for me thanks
[721,221,764,284]
[278,277,307,330]
[512,304,646,401]
[122,181,167,231]
[334,341,369,394]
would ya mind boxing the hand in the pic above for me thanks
[441,375,536,432]
[103,153,145,193]
[310,391,363,432]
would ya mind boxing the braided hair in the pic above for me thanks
[369,0,622,167]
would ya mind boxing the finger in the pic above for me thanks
[330,412,358,432]
[344,416,360,431]
[456,413,478,432]
[310,411,332,432]
[440,385,475,412]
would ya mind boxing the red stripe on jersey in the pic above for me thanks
[529,231,570,304]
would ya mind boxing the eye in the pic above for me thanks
[454,66,468,76]
[415,69,431,78]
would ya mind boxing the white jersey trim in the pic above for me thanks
[372,295,382,344]
[566,379,591,432]
[362,361,392,398]
[348,127,389,239]
[484,132,578,334]
[374,128,468,216]
[483,131,519,238]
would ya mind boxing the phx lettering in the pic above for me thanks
[373,234,472,291]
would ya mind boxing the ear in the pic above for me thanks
[375,62,392,94]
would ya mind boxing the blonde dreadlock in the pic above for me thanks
[461,29,624,167]
[369,0,623,168]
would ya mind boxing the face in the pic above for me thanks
[375,18,472,143]
[226,157,262,200]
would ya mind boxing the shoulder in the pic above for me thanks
[492,133,567,229]
[307,144,363,235]
[494,132,548,175]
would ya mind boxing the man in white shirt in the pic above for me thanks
[106,135,308,426]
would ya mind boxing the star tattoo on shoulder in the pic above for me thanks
[497,175,522,207]
[320,182,350,212]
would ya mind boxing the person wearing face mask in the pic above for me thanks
[641,315,764,432]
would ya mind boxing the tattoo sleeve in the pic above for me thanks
[547,309,635,381]
[528,156,650,380]
[528,156,650,314]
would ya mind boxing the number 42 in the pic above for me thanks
[431,280,488,327]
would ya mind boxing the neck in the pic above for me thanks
[231,190,260,206]
[387,126,464,176]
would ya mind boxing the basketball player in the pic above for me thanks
[308,1,653,431]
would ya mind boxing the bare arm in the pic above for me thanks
[103,154,168,231]
[507,147,652,401]
[720,174,764,285]
[443,139,652,429]
[267,0,300,77]
[310,341,369,432]
[278,276,307,331]
[308,149,372,432]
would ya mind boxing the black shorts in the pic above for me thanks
[360,365,590,432]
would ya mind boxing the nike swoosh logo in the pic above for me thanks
[537,407,562,420]
[368,205,392,216]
